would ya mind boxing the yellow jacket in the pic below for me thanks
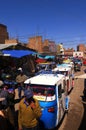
[18,98,42,129]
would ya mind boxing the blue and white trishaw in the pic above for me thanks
[24,73,69,129]
[53,64,74,94]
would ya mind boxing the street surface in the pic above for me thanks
[58,66,86,130]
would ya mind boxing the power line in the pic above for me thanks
[10,33,86,47]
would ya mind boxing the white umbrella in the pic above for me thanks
[75,74,86,79]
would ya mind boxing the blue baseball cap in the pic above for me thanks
[24,88,33,99]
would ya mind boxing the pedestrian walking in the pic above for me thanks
[18,87,42,130]
[16,68,28,99]
[0,84,9,107]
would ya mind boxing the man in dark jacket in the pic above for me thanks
[0,86,15,130]
[0,97,14,130]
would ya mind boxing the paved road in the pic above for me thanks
[58,66,86,130]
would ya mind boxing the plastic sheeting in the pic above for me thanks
[2,50,35,58]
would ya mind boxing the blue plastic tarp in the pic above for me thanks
[2,50,35,58]
[37,54,55,59]
[44,55,55,59]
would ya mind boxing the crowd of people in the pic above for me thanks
[0,66,42,130]
[0,56,85,130]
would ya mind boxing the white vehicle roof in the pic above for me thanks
[24,74,65,85]
[57,63,73,68]
[53,66,71,72]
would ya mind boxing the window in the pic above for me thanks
[30,85,55,97]
[60,71,68,76]
[58,84,62,98]
[63,80,66,90]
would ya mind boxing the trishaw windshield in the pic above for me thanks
[30,85,56,101]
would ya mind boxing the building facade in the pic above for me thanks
[0,24,9,43]
[77,44,86,57]
[5,39,18,44]
[27,36,43,52]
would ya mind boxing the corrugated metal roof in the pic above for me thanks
[0,43,18,50]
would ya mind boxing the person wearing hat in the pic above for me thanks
[18,87,42,130]
[16,70,28,99]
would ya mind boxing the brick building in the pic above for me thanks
[5,39,18,44]
[77,44,85,52]
[64,48,74,57]
[42,39,49,53]
[48,41,57,53]
[77,44,86,57]
[27,36,43,52]
[27,36,57,53]
[0,24,9,43]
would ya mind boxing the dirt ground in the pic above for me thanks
[58,66,86,130]
[14,66,86,130]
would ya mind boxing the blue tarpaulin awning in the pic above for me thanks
[37,53,55,59]
[44,55,55,59]
[2,50,35,58]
